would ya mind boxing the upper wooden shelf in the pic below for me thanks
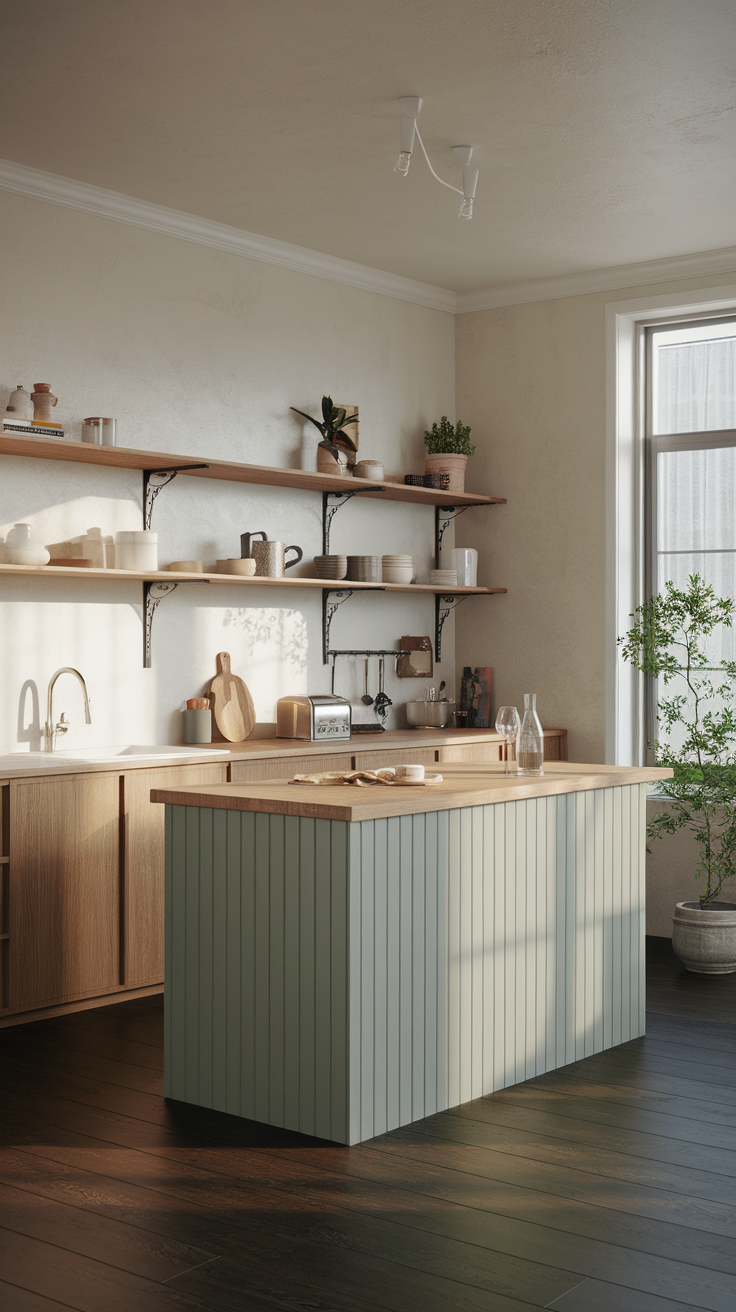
[0,432,505,508]
[0,562,506,595]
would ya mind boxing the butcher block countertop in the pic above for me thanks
[0,728,562,781]
[151,761,672,823]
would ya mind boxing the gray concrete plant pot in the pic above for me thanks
[672,901,736,974]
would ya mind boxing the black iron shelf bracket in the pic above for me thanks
[143,465,209,530]
[143,579,210,668]
[434,504,473,568]
[322,487,384,555]
[322,588,357,664]
[435,592,471,662]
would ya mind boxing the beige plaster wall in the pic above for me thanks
[0,190,455,753]
[454,269,736,764]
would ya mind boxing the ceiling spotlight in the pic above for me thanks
[393,98,479,219]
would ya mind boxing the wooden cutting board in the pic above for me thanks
[207,652,256,742]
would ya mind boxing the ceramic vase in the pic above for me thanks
[317,441,350,476]
[31,384,58,424]
[5,385,33,421]
[424,453,467,493]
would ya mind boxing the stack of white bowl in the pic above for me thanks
[429,568,458,586]
[346,555,381,582]
[313,554,348,580]
[382,554,414,584]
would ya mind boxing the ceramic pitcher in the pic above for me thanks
[241,531,303,577]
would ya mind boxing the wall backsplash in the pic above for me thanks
[0,189,456,753]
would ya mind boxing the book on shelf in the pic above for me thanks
[3,418,65,439]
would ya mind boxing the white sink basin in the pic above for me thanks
[21,744,230,763]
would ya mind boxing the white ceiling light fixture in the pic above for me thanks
[393,96,479,220]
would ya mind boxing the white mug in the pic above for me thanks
[452,547,478,587]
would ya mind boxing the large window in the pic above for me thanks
[645,317,736,758]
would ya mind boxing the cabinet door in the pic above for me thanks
[230,753,354,783]
[122,763,228,988]
[9,773,120,1012]
[352,747,438,770]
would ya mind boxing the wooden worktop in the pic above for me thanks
[151,761,672,823]
[0,728,527,781]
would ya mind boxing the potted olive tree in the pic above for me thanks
[620,575,736,973]
[423,417,475,493]
[291,396,359,475]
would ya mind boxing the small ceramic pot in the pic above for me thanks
[313,555,348,580]
[354,460,384,481]
[3,523,50,565]
[424,453,467,493]
[317,441,350,476]
[115,530,158,571]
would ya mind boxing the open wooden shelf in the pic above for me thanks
[0,432,505,508]
[0,563,506,596]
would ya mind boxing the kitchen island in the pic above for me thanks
[152,760,669,1144]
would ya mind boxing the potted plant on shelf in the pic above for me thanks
[620,574,736,973]
[423,416,476,493]
[291,396,359,475]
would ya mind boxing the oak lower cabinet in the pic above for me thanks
[122,763,228,988]
[9,773,121,1012]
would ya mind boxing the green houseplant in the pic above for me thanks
[620,574,736,972]
[423,417,475,492]
[292,395,359,475]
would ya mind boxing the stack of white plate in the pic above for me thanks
[382,554,413,584]
[429,568,458,586]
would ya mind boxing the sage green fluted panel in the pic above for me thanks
[165,784,646,1146]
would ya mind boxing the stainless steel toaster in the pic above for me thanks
[276,694,352,742]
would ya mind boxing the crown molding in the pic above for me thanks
[456,245,736,313]
[0,158,457,315]
[2,158,735,319]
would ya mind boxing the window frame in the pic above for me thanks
[643,316,736,762]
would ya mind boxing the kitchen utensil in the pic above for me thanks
[207,652,256,742]
[373,656,392,722]
[276,694,351,741]
[451,547,478,587]
[495,705,521,775]
[82,417,116,446]
[405,698,455,728]
[251,540,303,578]
[216,558,257,575]
[240,531,266,557]
[166,560,204,572]
[5,385,33,421]
[354,460,384,480]
[394,763,425,783]
[187,697,209,710]
[313,554,348,580]
[361,657,374,704]
[346,555,381,582]
[518,693,544,776]
[438,680,446,696]
[31,383,57,424]
[382,565,413,584]
[183,708,212,743]
[2,523,50,565]
[115,530,157,571]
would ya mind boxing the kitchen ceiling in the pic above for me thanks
[1,0,734,295]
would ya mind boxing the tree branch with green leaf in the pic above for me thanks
[620,574,736,905]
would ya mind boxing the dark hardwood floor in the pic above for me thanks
[1,939,735,1312]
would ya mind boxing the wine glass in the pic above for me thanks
[495,706,521,774]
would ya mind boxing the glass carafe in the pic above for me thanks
[517,693,544,776]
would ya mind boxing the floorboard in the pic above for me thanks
[1,937,734,1311]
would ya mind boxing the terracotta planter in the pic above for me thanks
[424,453,467,493]
[317,441,350,476]
[672,900,736,974]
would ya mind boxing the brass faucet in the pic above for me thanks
[44,668,92,752]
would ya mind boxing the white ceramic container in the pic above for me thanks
[354,460,384,481]
[115,530,158,571]
[2,523,50,565]
[451,548,478,587]
[215,558,257,576]
[383,567,413,584]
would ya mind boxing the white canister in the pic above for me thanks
[115,530,158,571]
[451,547,478,587]
[2,523,50,565]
